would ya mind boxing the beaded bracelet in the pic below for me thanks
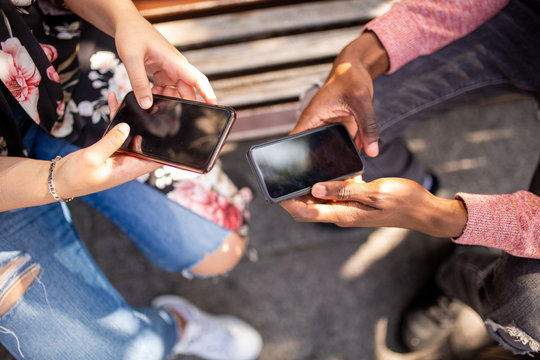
[48,156,73,203]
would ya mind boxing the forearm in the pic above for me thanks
[337,30,390,80]
[0,157,55,212]
[63,0,143,37]
[364,0,510,73]
[454,191,540,259]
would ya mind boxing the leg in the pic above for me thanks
[0,204,176,360]
[364,0,540,182]
[437,250,540,356]
[27,124,245,275]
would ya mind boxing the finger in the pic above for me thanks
[348,97,379,157]
[280,198,322,222]
[87,123,130,162]
[122,54,153,109]
[152,70,175,88]
[165,61,217,104]
[311,181,367,202]
[108,92,120,119]
[162,86,179,98]
[176,80,197,101]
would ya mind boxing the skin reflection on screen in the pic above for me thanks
[118,93,228,168]
[253,126,363,199]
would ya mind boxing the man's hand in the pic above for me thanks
[281,177,467,238]
[293,31,389,157]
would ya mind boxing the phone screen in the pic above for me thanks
[247,123,363,203]
[105,91,236,173]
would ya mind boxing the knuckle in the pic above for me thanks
[337,186,353,201]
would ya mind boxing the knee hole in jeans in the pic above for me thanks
[0,255,41,317]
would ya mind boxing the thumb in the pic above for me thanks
[123,57,153,109]
[89,123,130,161]
[312,181,365,202]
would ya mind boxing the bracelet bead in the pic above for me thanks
[48,156,73,203]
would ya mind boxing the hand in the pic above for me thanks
[114,15,217,108]
[292,32,390,157]
[281,177,467,238]
[52,92,161,199]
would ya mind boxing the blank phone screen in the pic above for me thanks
[110,92,234,172]
[249,124,363,201]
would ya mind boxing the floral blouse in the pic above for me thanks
[0,0,253,234]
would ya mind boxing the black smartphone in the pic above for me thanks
[247,123,364,203]
[104,91,236,174]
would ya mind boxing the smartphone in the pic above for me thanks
[104,91,236,174]
[247,123,364,203]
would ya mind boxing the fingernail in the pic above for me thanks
[117,123,130,135]
[312,184,327,197]
[366,142,379,157]
[140,96,152,109]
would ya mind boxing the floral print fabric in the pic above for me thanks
[0,0,252,235]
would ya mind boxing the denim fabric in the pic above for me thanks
[437,250,540,355]
[364,0,540,182]
[0,204,177,360]
[0,122,231,358]
[364,0,540,354]
[25,124,231,272]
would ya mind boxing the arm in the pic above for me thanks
[281,178,539,259]
[281,177,467,238]
[63,0,217,108]
[366,0,510,73]
[294,0,509,157]
[454,191,539,259]
[0,93,160,212]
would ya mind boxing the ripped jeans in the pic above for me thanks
[0,123,231,359]
[437,249,540,356]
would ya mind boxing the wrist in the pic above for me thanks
[48,156,74,202]
[425,197,468,238]
[341,31,389,79]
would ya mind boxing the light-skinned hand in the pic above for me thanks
[114,16,217,108]
[51,92,161,199]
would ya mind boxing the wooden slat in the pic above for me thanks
[211,63,331,108]
[184,26,362,76]
[154,0,395,48]
[229,102,299,140]
[134,0,306,22]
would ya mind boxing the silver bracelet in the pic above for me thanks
[48,156,73,203]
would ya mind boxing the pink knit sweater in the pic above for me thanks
[365,0,510,73]
[455,192,539,259]
[366,0,539,259]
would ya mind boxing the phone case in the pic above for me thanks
[246,124,363,203]
[104,92,236,174]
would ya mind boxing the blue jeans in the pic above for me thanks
[0,125,231,359]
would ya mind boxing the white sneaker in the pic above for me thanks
[152,295,262,360]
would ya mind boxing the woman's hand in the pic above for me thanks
[64,0,217,108]
[281,177,467,238]
[0,92,161,212]
[113,14,216,108]
[51,92,161,199]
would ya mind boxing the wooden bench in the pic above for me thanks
[134,0,395,141]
